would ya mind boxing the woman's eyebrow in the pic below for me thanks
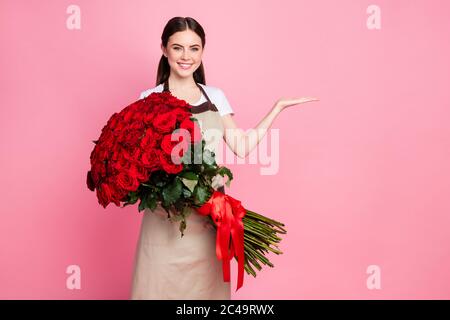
[171,43,201,47]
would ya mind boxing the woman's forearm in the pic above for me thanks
[223,104,282,159]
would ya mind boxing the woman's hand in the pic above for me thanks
[275,96,320,112]
[221,95,319,159]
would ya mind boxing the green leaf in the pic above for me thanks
[179,171,198,180]
[189,163,203,174]
[138,195,147,212]
[181,146,192,165]
[161,203,171,217]
[182,187,192,198]
[127,191,139,204]
[192,142,203,165]
[202,149,216,166]
[148,195,157,211]
[169,212,183,222]
[182,205,193,218]
[179,219,187,238]
[202,163,218,176]
[173,197,185,213]
[217,166,234,187]
[162,177,182,206]
[193,184,211,206]
[181,178,198,193]
[151,170,170,187]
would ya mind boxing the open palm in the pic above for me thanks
[276,96,320,110]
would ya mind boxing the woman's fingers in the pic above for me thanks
[300,97,320,103]
[280,97,319,108]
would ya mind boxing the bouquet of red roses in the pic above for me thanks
[86,91,286,290]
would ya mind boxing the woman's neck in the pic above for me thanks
[168,76,197,91]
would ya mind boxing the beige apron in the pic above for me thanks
[130,80,230,300]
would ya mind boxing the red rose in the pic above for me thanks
[122,108,134,122]
[108,180,128,205]
[112,155,130,173]
[132,110,145,122]
[167,95,189,109]
[86,171,95,191]
[100,129,115,150]
[106,112,121,128]
[126,163,148,183]
[143,111,156,125]
[153,103,170,114]
[128,121,145,131]
[91,162,106,183]
[180,118,202,143]
[110,144,122,161]
[140,149,161,170]
[161,132,189,157]
[113,117,126,133]
[153,111,177,133]
[159,152,183,174]
[122,127,144,146]
[115,170,140,192]
[105,159,117,176]
[172,107,191,122]
[90,145,109,165]
[122,146,141,166]
[97,182,113,208]
[140,127,161,150]
[133,164,149,183]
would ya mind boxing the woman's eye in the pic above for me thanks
[174,47,198,51]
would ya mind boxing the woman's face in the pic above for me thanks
[162,29,203,79]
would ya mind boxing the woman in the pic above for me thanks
[130,16,319,300]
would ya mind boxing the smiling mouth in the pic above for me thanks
[178,63,193,69]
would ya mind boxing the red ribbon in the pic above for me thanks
[196,190,246,291]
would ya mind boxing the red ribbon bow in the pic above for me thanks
[196,190,246,291]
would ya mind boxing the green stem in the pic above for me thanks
[244,224,279,242]
[244,243,274,267]
[245,210,287,233]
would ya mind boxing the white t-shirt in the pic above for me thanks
[139,83,234,116]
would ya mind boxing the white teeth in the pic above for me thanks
[178,63,192,67]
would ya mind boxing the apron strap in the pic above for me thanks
[162,79,219,113]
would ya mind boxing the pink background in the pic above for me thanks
[1,0,450,299]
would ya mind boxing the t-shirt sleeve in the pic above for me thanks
[217,88,235,116]
[139,90,149,100]
[139,88,157,99]
[139,84,163,100]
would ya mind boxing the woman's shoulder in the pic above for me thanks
[198,83,225,99]
[139,84,164,99]
[198,83,234,116]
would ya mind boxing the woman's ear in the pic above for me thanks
[161,43,167,57]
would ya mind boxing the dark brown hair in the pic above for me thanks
[156,17,206,86]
